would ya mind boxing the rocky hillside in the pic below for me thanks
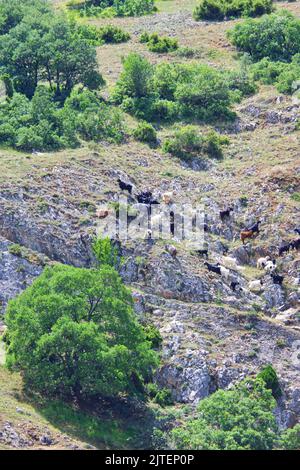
[0,0,299,449]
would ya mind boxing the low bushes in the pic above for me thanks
[76,23,130,45]
[133,121,157,145]
[193,0,274,22]
[140,32,178,53]
[112,54,252,122]
[228,12,300,62]
[162,126,229,161]
[251,55,300,94]
[70,0,156,18]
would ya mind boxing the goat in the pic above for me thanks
[247,221,261,234]
[220,207,234,221]
[165,244,177,258]
[240,230,256,245]
[137,191,159,205]
[220,266,232,280]
[96,209,109,219]
[294,228,300,236]
[230,281,243,292]
[204,262,221,275]
[257,256,270,269]
[162,192,173,205]
[291,238,300,251]
[264,260,276,274]
[118,178,133,195]
[194,249,209,259]
[279,242,291,256]
[218,256,239,271]
[271,273,284,286]
[249,279,264,293]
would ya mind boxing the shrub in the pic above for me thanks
[92,237,120,269]
[228,12,300,62]
[154,388,174,407]
[99,24,130,43]
[133,121,157,145]
[251,55,300,94]
[171,377,286,450]
[174,65,233,121]
[78,0,156,17]
[5,264,159,399]
[76,23,130,45]
[140,32,178,53]
[143,325,163,349]
[163,126,229,161]
[193,0,225,21]
[257,365,282,399]
[0,87,125,151]
[193,0,273,22]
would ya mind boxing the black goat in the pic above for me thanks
[230,281,240,292]
[279,242,291,256]
[291,238,300,250]
[118,178,133,195]
[247,220,261,234]
[220,207,234,221]
[271,273,284,286]
[204,262,221,275]
[194,249,209,259]
[137,191,159,205]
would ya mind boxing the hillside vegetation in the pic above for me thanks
[0,0,300,450]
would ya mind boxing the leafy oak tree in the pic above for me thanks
[5,264,159,400]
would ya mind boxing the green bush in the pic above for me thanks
[76,23,130,45]
[163,126,229,161]
[92,237,120,269]
[251,55,300,94]
[133,121,157,145]
[143,325,163,349]
[257,365,282,399]
[113,55,253,122]
[228,12,300,62]
[140,32,178,53]
[194,0,225,21]
[5,263,159,400]
[171,377,293,450]
[193,0,273,22]
[154,388,174,407]
[76,0,156,17]
[0,87,125,151]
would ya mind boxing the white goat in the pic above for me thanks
[264,260,276,274]
[257,256,270,269]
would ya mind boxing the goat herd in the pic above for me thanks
[202,207,300,295]
[116,179,299,296]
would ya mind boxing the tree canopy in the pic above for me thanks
[5,263,158,400]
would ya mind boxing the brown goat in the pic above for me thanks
[240,230,255,245]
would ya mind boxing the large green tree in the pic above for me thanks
[0,5,103,99]
[5,264,158,400]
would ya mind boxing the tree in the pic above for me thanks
[5,264,159,400]
[172,378,279,450]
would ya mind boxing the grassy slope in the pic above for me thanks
[0,0,300,450]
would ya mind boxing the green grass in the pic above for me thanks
[0,365,153,449]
